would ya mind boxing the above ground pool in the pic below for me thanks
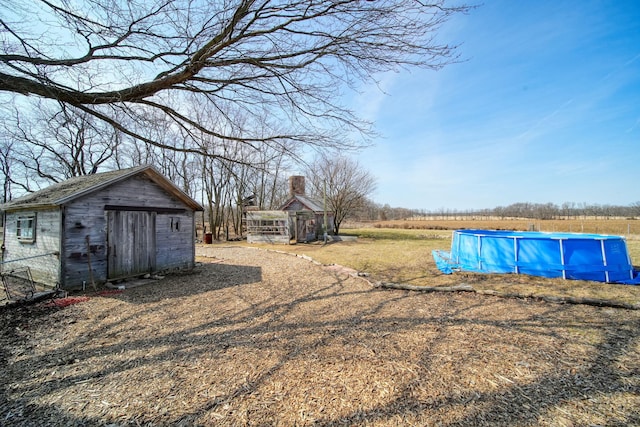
[433,229,639,284]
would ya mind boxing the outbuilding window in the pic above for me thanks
[16,213,36,242]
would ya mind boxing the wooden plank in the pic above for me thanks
[247,235,291,244]
[246,211,290,221]
[107,210,156,279]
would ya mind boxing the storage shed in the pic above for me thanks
[279,176,335,242]
[0,165,203,290]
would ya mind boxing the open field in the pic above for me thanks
[362,218,640,237]
[356,218,640,275]
[1,246,639,426]
[244,225,640,308]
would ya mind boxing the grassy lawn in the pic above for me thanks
[237,227,640,307]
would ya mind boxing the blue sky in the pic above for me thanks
[352,0,640,211]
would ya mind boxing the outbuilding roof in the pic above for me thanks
[280,194,327,213]
[1,165,203,211]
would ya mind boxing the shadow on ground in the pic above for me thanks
[1,248,638,426]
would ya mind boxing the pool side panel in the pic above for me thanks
[448,229,634,283]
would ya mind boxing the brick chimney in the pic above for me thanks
[289,176,305,197]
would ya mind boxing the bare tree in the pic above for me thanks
[0,139,18,202]
[0,0,468,158]
[200,150,237,241]
[0,106,121,191]
[306,153,376,234]
[1,102,123,188]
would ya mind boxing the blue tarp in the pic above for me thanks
[432,250,456,275]
[618,273,640,285]
[433,230,640,285]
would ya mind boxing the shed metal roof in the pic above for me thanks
[0,165,203,211]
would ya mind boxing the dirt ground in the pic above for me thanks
[1,246,639,426]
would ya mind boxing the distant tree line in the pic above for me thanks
[349,201,640,222]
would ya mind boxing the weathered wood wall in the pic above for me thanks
[2,208,61,287]
[61,174,196,289]
[63,200,108,289]
[107,210,157,280]
[281,199,335,238]
[2,173,197,290]
[155,211,195,270]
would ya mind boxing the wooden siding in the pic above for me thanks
[107,210,157,280]
[1,174,197,290]
[283,200,305,211]
[1,208,61,287]
[62,202,109,289]
[155,212,195,270]
[247,235,291,244]
[61,174,196,289]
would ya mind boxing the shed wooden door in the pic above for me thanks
[107,211,156,279]
[296,218,306,242]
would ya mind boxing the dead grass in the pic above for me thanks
[367,218,640,236]
[243,228,640,308]
[1,246,639,426]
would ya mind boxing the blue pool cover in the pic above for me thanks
[433,229,640,284]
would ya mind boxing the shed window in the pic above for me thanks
[17,213,36,242]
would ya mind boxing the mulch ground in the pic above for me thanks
[1,246,639,426]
